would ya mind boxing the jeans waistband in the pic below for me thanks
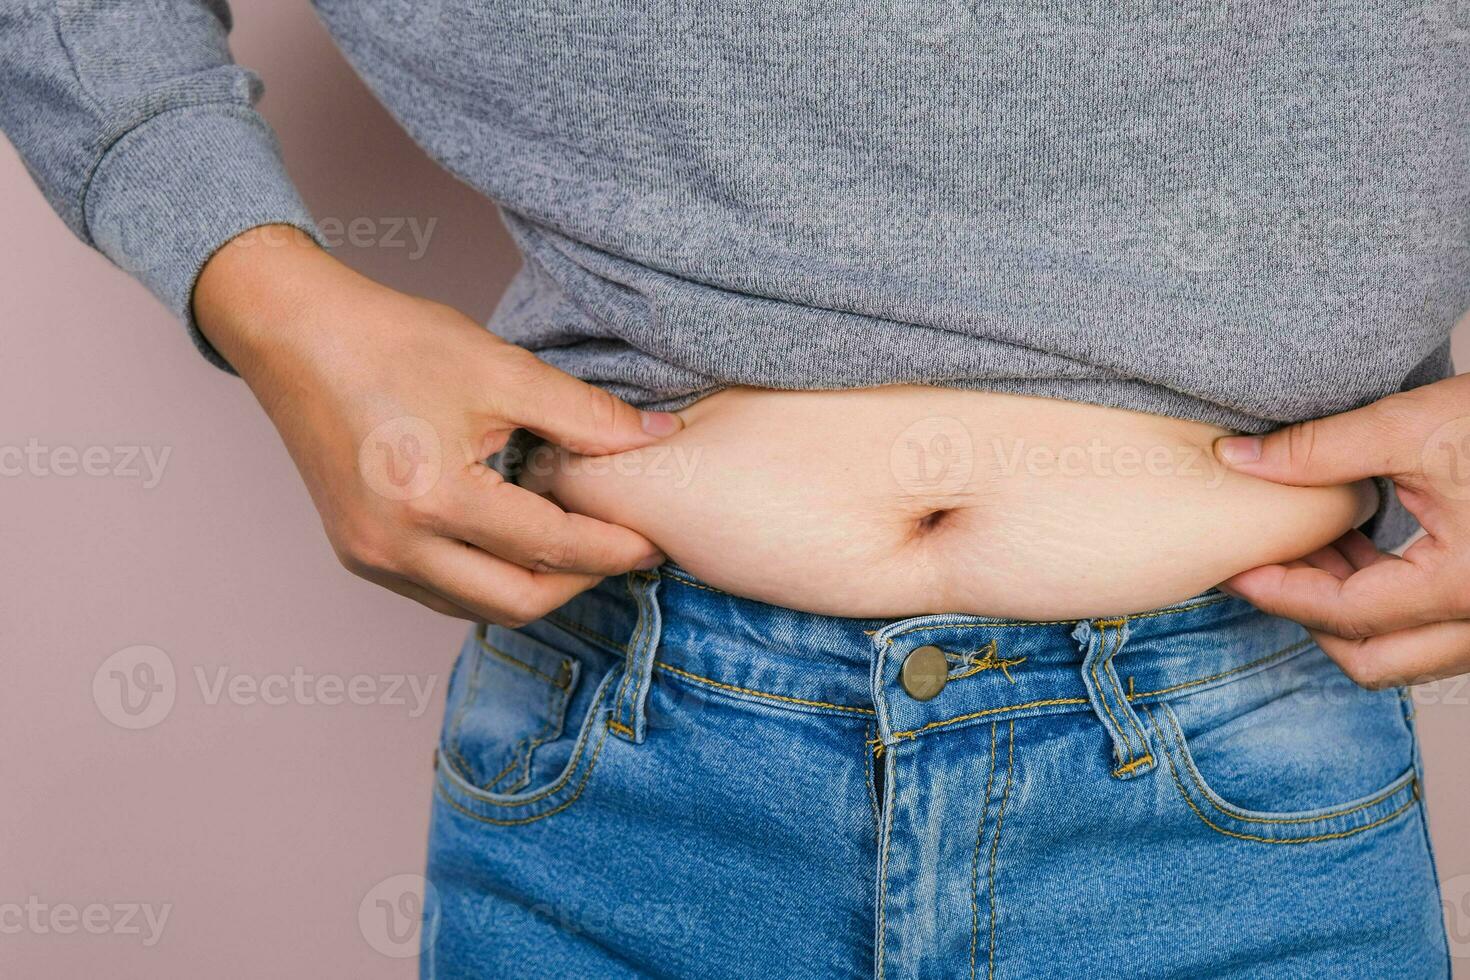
[539,564,1318,780]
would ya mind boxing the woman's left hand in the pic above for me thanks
[1214,373,1470,688]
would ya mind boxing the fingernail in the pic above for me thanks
[640,411,681,437]
[635,553,666,570]
[1216,436,1262,465]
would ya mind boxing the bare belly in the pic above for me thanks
[525,386,1377,619]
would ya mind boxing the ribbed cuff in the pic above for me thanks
[83,103,325,372]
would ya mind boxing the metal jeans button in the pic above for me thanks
[900,645,948,701]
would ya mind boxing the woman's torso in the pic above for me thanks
[527,386,1376,619]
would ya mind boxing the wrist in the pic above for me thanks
[193,224,360,380]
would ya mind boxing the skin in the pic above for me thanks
[193,225,683,627]
[528,386,1377,620]
[196,224,1468,690]
[1216,374,1470,688]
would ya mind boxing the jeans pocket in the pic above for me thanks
[1145,646,1421,844]
[436,622,622,826]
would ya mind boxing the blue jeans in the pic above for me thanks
[423,566,1448,978]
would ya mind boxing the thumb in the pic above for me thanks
[1213,403,1407,487]
[497,351,682,455]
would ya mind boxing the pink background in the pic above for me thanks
[2,4,1467,975]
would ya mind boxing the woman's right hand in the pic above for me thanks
[192,225,681,625]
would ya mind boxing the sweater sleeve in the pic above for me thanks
[0,0,324,370]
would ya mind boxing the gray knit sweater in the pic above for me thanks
[3,1,1463,543]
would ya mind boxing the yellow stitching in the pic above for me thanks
[485,672,562,791]
[884,595,1230,641]
[544,612,625,655]
[438,671,615,808]
[606,718,634,738]
[1151,722,1419,845]
[970,723,999,980]
[1128,639,1314,700]
[445,628,489,778]
[1152,705,1412,825]
[988,722,1015,980]
[889,633,1309,743]
[495,679,569,794]
[612,576,645,725]
[891,697,1091,740]
[485,754,520,791]
[1091,621,1132,761]
[877,752,895,980]
[867,735,886,759]
[662,571,738,598]
[622,581,658,735]
[1111,754,1155,778]
[946,640,996,664]
[864,724,880,831]
[477,636,571,688]
[548,610,879,717]
[1115,597,1230,621]
[1105,621,1149,758]
[654,661,876,715]
[949,642,1026,683]
[434,711,610,827]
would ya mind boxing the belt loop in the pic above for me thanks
[608,569,663,744]
[1073,617,1156,780]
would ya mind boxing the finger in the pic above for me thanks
[398,586,483,621]
[442,472,663,576]
[1309,619,1470,689]
[404,537,604,627]
[357,567,485,621]
[1213,401,1412,486]
[1333,528,1393,571]
[1296,543,1355,580]
[1223,556,1444,638]
[494,348,682,455]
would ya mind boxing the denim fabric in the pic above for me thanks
[424,567,1448,978]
